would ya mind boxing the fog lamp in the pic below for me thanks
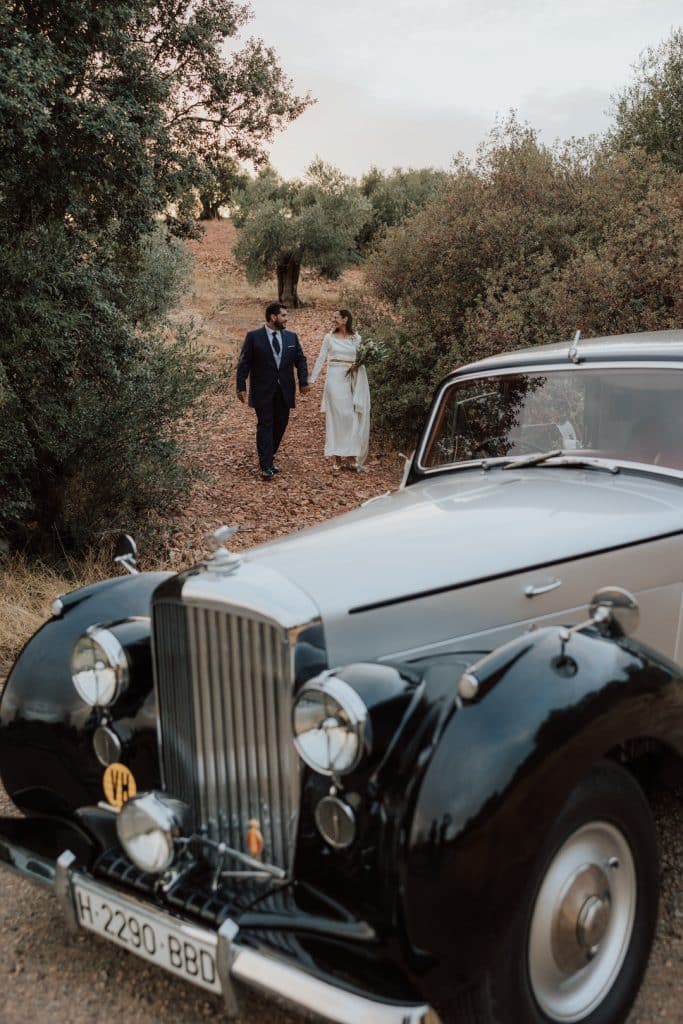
[292,673,369,775]
[116,792,186,874]
[71,627,128,707]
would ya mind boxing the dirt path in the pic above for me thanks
[0,221,682,1023]
[167,220,405,561]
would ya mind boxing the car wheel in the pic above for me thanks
[461,761,658,1024]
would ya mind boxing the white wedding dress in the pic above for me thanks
[310,333,371,466]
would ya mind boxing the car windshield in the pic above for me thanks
[421,368,683,472]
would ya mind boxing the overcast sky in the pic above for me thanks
[246,0,681,179]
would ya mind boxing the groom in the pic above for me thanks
[236,302,309,480]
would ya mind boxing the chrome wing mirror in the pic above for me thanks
[588,586,640,637]
[559,586,639,657]
[114,534,139,575]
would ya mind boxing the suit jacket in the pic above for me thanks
[236,327,308,409]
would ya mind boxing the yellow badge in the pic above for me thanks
[102,762,137,809]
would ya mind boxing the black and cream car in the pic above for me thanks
[4,329,683,1024]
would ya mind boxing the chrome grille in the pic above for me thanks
[153,599,299,872]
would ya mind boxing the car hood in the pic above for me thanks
[245,467,683,620]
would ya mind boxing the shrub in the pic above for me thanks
[0,223,210,552]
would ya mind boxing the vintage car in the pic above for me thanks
[4,328,683,1024]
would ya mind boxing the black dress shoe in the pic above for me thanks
[260,468,275,480]
[270,464,280,475]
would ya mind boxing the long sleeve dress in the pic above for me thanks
[309,332,371,466]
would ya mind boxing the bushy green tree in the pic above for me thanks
[232,160,371,306]
[358,166,448,249]
[361,119,683,445]
[0,0,309,552]
[612,28,683,172]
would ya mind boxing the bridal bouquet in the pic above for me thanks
[345,337,378,378]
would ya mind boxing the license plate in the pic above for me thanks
[72,878,221,994]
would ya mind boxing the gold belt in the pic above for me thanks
[330,359,354,365]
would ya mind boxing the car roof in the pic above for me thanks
[445,329,683,381]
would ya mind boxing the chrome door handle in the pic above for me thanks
[525,578,562,598]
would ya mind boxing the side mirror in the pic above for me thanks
[589,586,640,638]
[114,534,139,575]
[557,586,639,660]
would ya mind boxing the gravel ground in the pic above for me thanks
[0,784,682,1024]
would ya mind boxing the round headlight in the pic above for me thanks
[71,627,129,707]
[292,673,369,775]
[116,792,185,874]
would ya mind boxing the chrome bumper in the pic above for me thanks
[0,841,433,1024]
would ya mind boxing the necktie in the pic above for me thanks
[272,331,281,358]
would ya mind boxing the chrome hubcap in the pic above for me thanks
[529,822,636,1022]
[551,864,612,973]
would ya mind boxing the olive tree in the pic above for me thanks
[232,160,371,307]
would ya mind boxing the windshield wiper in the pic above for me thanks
[495,449,620,474]
[500,448,564,469]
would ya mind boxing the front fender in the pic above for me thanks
[0,571,171,815]
[402,625,683,999]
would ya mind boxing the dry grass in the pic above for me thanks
[0,556,93,678]
[0,542,198,682]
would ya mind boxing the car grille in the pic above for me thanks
[152,598,299,873]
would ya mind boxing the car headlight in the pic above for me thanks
[292,673,370,775]
[71,626,129,707]
[116,792,186,874]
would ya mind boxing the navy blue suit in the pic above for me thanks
[236,326,308,471]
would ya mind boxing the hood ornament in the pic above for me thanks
[204,525,242,575]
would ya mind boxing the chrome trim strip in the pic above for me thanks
[231,947,433,1023]
[415,361,683,475]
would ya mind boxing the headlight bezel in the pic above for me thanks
[292,672,370,776]
[71,625,130,707]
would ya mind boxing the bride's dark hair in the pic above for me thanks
[335,308,354,334]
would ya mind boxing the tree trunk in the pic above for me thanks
[277,254,302,308]
[199,200,220,220]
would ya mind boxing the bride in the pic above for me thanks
[310,308,371,471]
